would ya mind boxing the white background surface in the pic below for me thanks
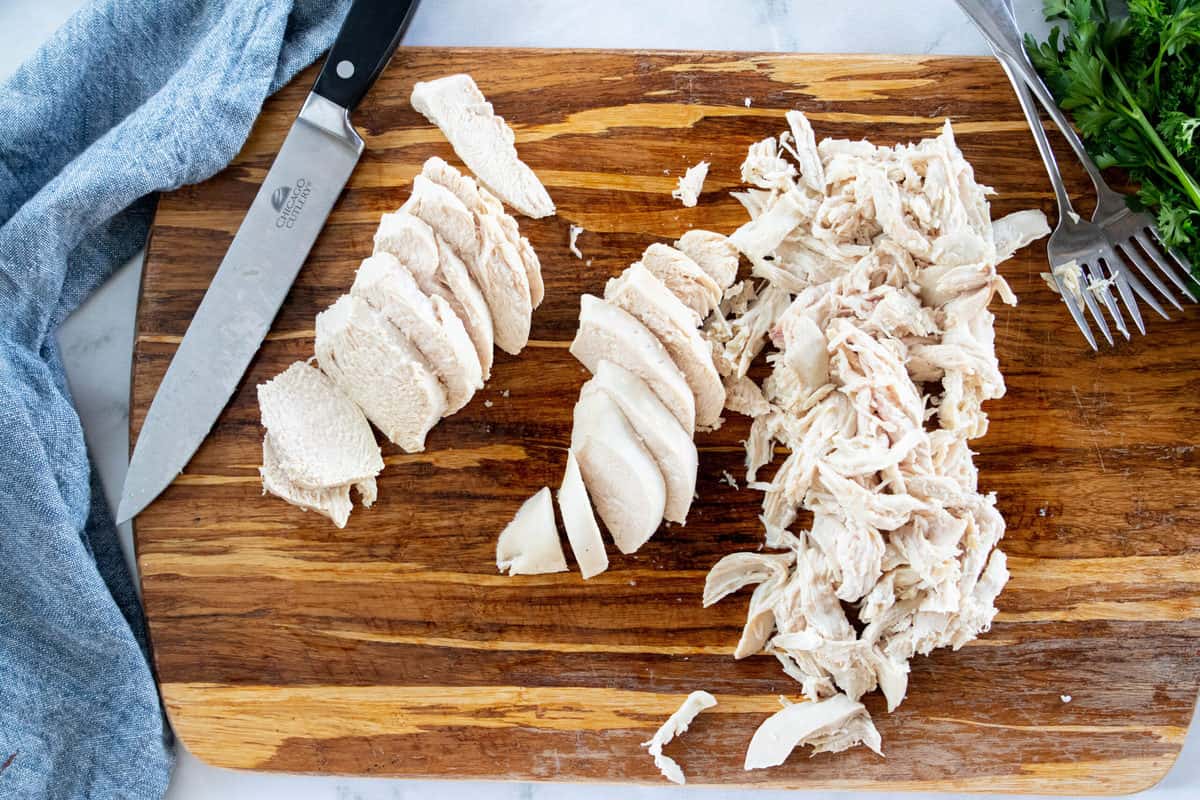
[2,1,1197,798]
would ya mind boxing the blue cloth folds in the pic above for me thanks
[0,1,349,797]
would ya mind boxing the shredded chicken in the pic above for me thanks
[568,224,584,259]
[672,161,710,207]
[641,691,717,784]
[704,113,1049,763]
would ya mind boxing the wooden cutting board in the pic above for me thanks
[132,48,1200,793]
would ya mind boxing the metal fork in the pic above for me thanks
[958,0,1196,346]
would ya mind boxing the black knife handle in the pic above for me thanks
[312,0,420,112]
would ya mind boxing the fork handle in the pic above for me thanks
[997,54,1076,217]
[956,0,1114,198]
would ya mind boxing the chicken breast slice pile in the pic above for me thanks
[498,231,739,578]
[700,113,1050,766]
[258,140,551,525]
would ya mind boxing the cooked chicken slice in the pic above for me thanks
[605,264,725,430]
[422,156,545,309]
[496,487,567,575]
[569,294,696,435]
[671,160,709,208]
[411,73,555,219]
[433,237,496,378]
[260,438,355,528]
[557,450,608,579]
[315,295,447,453]
[674,229,740,290]
[374,209,440,273]
[405,171,531,354]
[375,211,495,378]
[638,243,722,320]
[641,691,717,785]
[784,110,826,193]
[402,174,479,263]
[570,389,667,554]
[582,360,698,525]
[351,252,482,414]
[257,360,382,491]
[744,694,882,771]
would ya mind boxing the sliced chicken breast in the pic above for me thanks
[674,229,740,290]
[261,437,356,528]
[315,295,447,453]
[402,174,478,265]
[256,360,382,491]
[496,487,568,575]
[605,263,725,430]
[569,294,696,435]
[406,169,531,354]
[639,243,722,320]
[374,211,495,378]
[570,389,667,554]
[582,360,698,525]
[433,236,495,378]
[420,157,544,306]
[411,73,556,219]
[351,252,483,414]
[557,450,608,579]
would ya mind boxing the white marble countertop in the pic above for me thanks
[3,0,1196,797]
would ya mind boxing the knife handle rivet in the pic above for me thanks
[336,60,355,80]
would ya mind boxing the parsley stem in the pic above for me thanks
[1102,50,1200,211]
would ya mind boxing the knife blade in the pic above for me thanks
[118,0,419,524]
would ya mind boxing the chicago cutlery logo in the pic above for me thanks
[270,186,291,213]
[272,178,311,228]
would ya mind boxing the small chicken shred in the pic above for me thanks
[641,690,717,784]
[704,113,1050,764]
[672,161,710,207]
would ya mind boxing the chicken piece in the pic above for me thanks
[405,173,532,354]
[605,264,725,430]
[375,211,495,378]
[674,229,740,291]
[257,362,383,527]
[557,450,608,579]
[641,691,717,785]
[496,487,568,575]
[260,437,358,528]
[671,160,709,208]
[421,156,545,310]
[582,360,698,525]
[411,73,555,218]
[744,694,882,771]
[570,389,667,554]
[783,110,826,193]
[257,360,382,494]
[724,374,770,418]
[638,243,722,320]
[433,237,496,377]
[993,209,1051,262]
[351,252,482,414]
[741,136,797,191]
[777,310,830,392]
[402,174,479,264]
[315,295,447,453]
[569,294,696,435]
[729,186,811,261]
[703,551,796,608]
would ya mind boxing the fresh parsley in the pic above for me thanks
[1026,0,1200,276]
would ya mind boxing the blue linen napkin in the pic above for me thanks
[0,1,350,796]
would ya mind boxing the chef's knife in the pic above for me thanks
[117,0,419,524]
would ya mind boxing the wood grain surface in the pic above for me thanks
[132,49,1200,793]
